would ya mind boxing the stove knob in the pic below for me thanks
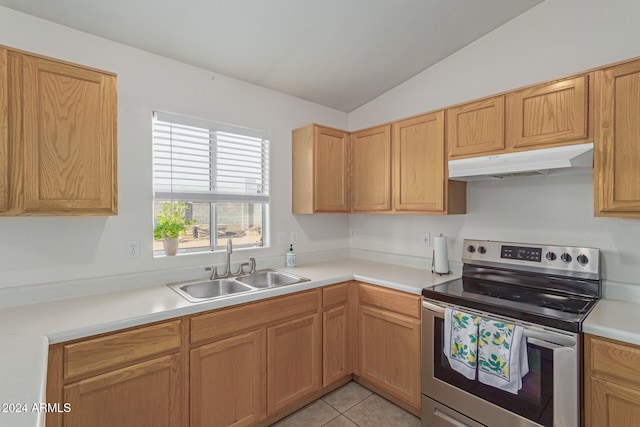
[561,252,572,263]
[546,251,557,261]
[478,246,487,254]
[577,254,589,266]
[467,245,476,253]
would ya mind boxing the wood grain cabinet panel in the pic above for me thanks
[392,111,466,214]
[322,283,351,387]
[507,75,590,148]
[20,55,117,213]
[351,124,391,212]
[2,46,117,215]
[585,334,640,427]
[267,313,321,414]
[595,59,640,217]
[64,320,181,380]
[356,283,421,414]
[292,124,349,213]
[447,96,505,158]
[63,353,182,427]
[0,48,7,212]
[190,329,266,427]
[358,305,421,413]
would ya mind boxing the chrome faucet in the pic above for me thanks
[205,239,256,279]
[222,238,233,277]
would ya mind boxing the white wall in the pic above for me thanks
[348,0,640,285]
[0,7,350,290]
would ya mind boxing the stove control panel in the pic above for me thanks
[463,239,600,279]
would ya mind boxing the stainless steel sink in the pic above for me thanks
[235,269,310,288]
[168,278,254,303]
[168,269,310,302]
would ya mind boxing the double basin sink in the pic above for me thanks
[168,269,311,303]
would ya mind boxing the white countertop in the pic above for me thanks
[0,257,457,427]
[583,299,640,346]
[0,335,48,427]
[3,256,640,427]
[0,258,456,343]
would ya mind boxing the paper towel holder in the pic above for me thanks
[431,233,451,275]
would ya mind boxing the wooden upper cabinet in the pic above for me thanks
[351,124,391,212]
[595,59,640,217]
[2,46,117,216]
[292,124,349,213]
[392,112,444,212]
[21,54,117,214]
[447,95,505,159]
[507,75,590,149]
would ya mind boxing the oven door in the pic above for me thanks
[421,299,579,427]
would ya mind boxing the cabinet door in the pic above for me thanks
[587,377,640,427]
[20,54,117,214]
[323,304,349,386]
[359,305,420,411]
[507,75,589,148]
[447,96,505,159]
[191,329,266,427]
[595,60,640,216]
[0,48,7,212]
[392,111,445,212]
[351,125,391,212]
[314,126,349,212]
[267,313,321,414]
[63,354,182,427]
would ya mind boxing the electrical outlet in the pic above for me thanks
[277,232,285,246]
[290,231,298,244]
[127,240,139,258]
[421,233,430,247]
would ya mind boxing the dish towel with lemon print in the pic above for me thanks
[478,318,529,394]
[444,308,480,380]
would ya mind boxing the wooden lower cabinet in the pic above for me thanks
[46,319,185,427]
[322,282,352,386]
[267,313,322,413]
[584,334,640,426]
[190,330,266,427]
[63,354,182,427]
[47,282,422,426]
[356,283,421,415]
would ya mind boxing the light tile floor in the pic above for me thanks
[271,382,421,427]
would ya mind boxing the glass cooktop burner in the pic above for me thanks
[422,277,598,332]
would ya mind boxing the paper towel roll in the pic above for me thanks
[433,235,449,274]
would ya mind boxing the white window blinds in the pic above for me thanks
[152,111,270,203]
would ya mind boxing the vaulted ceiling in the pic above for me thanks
[0,0,543,112]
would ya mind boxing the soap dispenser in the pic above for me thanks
[286,244,296,267]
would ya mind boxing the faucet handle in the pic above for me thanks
[205,266,218,280]
[249,257,256,274]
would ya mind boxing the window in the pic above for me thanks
[152,111,269,255]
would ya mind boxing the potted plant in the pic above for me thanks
[153,202,194,256]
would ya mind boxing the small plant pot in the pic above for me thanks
[162,237,180,256]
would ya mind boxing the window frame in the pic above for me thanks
[152,111,270,255]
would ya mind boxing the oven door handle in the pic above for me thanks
[422,300,445,316]
[422,300,576,347]
[526,336,570,350]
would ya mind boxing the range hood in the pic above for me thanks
[448,143,594,181]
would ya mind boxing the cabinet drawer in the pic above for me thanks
[64,319,182,380]
[323,282,349,308]
[588,334,640,384]
[357,283,420,319]
[191,289,320,345]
